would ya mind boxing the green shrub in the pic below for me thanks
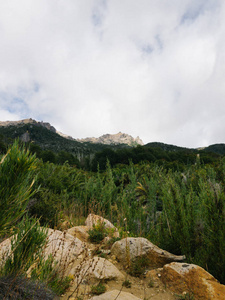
[0,140,38,237]
[2,216,47,276]
[88,222,107,243]
[128,256,149,277]
[31,254,72,296]
[122,279,131,288]
[90,283,106,295]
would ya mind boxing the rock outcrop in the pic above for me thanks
[44,229,86,268]
[85,213,120,238]
[73,256,124,284]
[67,226,90,243]
[0,228,87,274]
[2,214,225,300]
[111,237,185,268]
[161,262,225,300]
[0,118,56,133]
[77,132,144,146]
[89,290,142,300]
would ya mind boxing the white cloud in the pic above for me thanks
[0,0,224,147]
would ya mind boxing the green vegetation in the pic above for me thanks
[122,279,132,288]
[88,221,107,243]
[90,283,107,295]
[1,134,225,298]
[128,256,149,277]
[2,216,47,275]
[0,140,38,236]
[147,276,154,288]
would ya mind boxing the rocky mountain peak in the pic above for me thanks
[77,132,144,146]
[0,118,56,133]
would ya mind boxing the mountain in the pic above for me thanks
[0,119,138,163]
[0,119,224,169]
[0,118,57,133]
[77,132,144,146]
[0,119,143,148]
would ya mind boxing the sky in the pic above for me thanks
[0,0,225,148]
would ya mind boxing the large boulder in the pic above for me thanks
[0,228,87,273]
[85,214,119,238]
[111,237,185,268]
[44,228,87,267]
[89,290,142,300]
[0,237,12,268]
[161,262,225,300]
[67,226,89,243]
[72,256,124,284]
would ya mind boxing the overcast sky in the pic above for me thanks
[0,0,225,148]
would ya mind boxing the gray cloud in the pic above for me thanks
[0,0,224,147]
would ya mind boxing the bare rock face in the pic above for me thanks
[44,229,86,267]
[161,262,225,300]
[89,290,142,300]
[0,237,12,269]
[0,118,56,133]
[67,226,89,243]
[0,228,87,273]
[73,256,124,284]
[111,237,185,268]
[85,214,119,238]
[77,132,144,146]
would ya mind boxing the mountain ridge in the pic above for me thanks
[0,119,143,147]
[77,132,144,146]
[0,119,225,157]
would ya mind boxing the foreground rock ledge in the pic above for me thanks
[72,256,124,284]
[89,289,142,300]
[161,262,225,300]
[111,237,185,268]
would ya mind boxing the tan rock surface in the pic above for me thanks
[67,226,89,242]
[72,256,124,284]
[44,228,87,268]
[89,289,142,300]
[0,229,87,274]
[161,262,225,300]
[111,237,185,268]
[85,214,119,238]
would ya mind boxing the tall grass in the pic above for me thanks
[0,140,38,237]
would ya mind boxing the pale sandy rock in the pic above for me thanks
[111,237,185,268]
[89,290,142,300]
[58,220,71,231]
[44,228,86,266]
[0,228,87,273]
[0,237,12,268]
[85,214,116,230]
[67,226,89,242]
[73,256,124,284]
[77,132,144,147]
[85,214,119,238]
[161,262,225,300]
